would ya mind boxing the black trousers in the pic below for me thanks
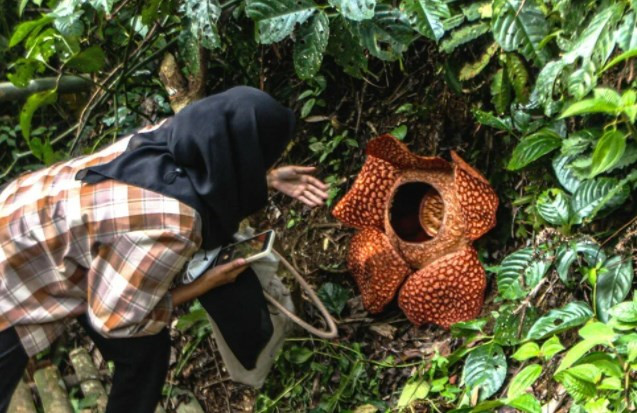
[0,315,171,413]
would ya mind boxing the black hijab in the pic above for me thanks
[77,86,296,249]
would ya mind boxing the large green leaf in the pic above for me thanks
[492,0,549,66]
[352,4,413,61]
[66,45,105,73]
[328,0,375,21]
[496,247,550,300]
[491,68,511,115]
[555,371,596,402]
[553,153,583,194]
[563,4,623,65]
[616,12,637,52]
[507,364,542,399]
[530,59,566,116]
[401,0,450,41]
[9,15,53,48]
[596,256,633,323]
[20,88,57,142]
[526,301,593,340]
[567,61,596,101]
[559,88,622,118]
[397,377,430,408]
[506,53,529,103]
[459,42,498,81]
[325,17,367,78]
[536,188,571,226]
[246,0,317,44]
[439,21,489,54]
[293,12,329,79]
[555,239,605,285]
[182,0,221,49]
[462,344,507,401]
[507,128,562,170]
[589,130,626,178]
[571,177,629,223]
[506,394,541,413]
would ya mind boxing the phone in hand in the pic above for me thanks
[214,230,276,267]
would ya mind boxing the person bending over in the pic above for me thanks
[0,86,328,413]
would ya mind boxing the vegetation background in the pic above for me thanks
[1,0,637,411]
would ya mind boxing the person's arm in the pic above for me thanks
[267,165,329,207]
[171,258,248,306]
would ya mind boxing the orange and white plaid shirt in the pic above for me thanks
[0,131,202,356]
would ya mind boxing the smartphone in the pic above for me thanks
[214,230,276,267]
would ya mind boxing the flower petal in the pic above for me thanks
[451,151,498,240]
[367,135,452,171]
[398,247,486,328]
[333,156,398,230]
[348,227,412,313]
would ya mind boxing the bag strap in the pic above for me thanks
[263,249,338,339]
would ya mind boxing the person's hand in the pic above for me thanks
[267,165,329,207]
[201,258,249,289]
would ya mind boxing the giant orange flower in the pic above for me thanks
[333,135,498,328]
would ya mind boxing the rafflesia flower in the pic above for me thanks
[332,135,498,328]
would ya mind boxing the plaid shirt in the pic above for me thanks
[0,130,202,356]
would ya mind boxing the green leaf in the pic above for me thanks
[472,110,513,132]
[596,257,633,323]
[589,130,626,178]
[389,124,407,140]
[458,42,498,81]
[567,61,596,101]
[526,301,593,340]
[609,300,637,323]
[601,48,637,73]
[439,21,489,54]
[66,45,105,73]
[536,188,571,226]
[571,177,629,223]
[496,247,540,300]
[492,0,549,66]
[294,12,329,79]
[401,0,450,41]
[616,12,637,52]
[555,337,613,375]
[19,88,57,143]
[512,342,540,361]
[507,364,542,399]
[563,364,602,384]
[560,100,620,119]
[461,1,492,21]
[506,53,529,103]
[507,128,562,170]
[7,58,38,88]
[563,4,623,65]
[328,0,375,21]
[540,336,565,359]
[317,282,350,316]
[326,17,368,78]
[9,15,53,48]
[352,4,413,61]
[246,0,317,44]
[397,377,430,408]
[554,239,605,285]
[182,0,222,49]
[530,59,566,116]
[506,393,541,413]
[553,153,583,194]
[284,345,314,364]
[462,344,507,401]
[491,68,512,115]
[555,370,596,402]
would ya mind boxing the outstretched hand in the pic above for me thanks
[268,166,329,207]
